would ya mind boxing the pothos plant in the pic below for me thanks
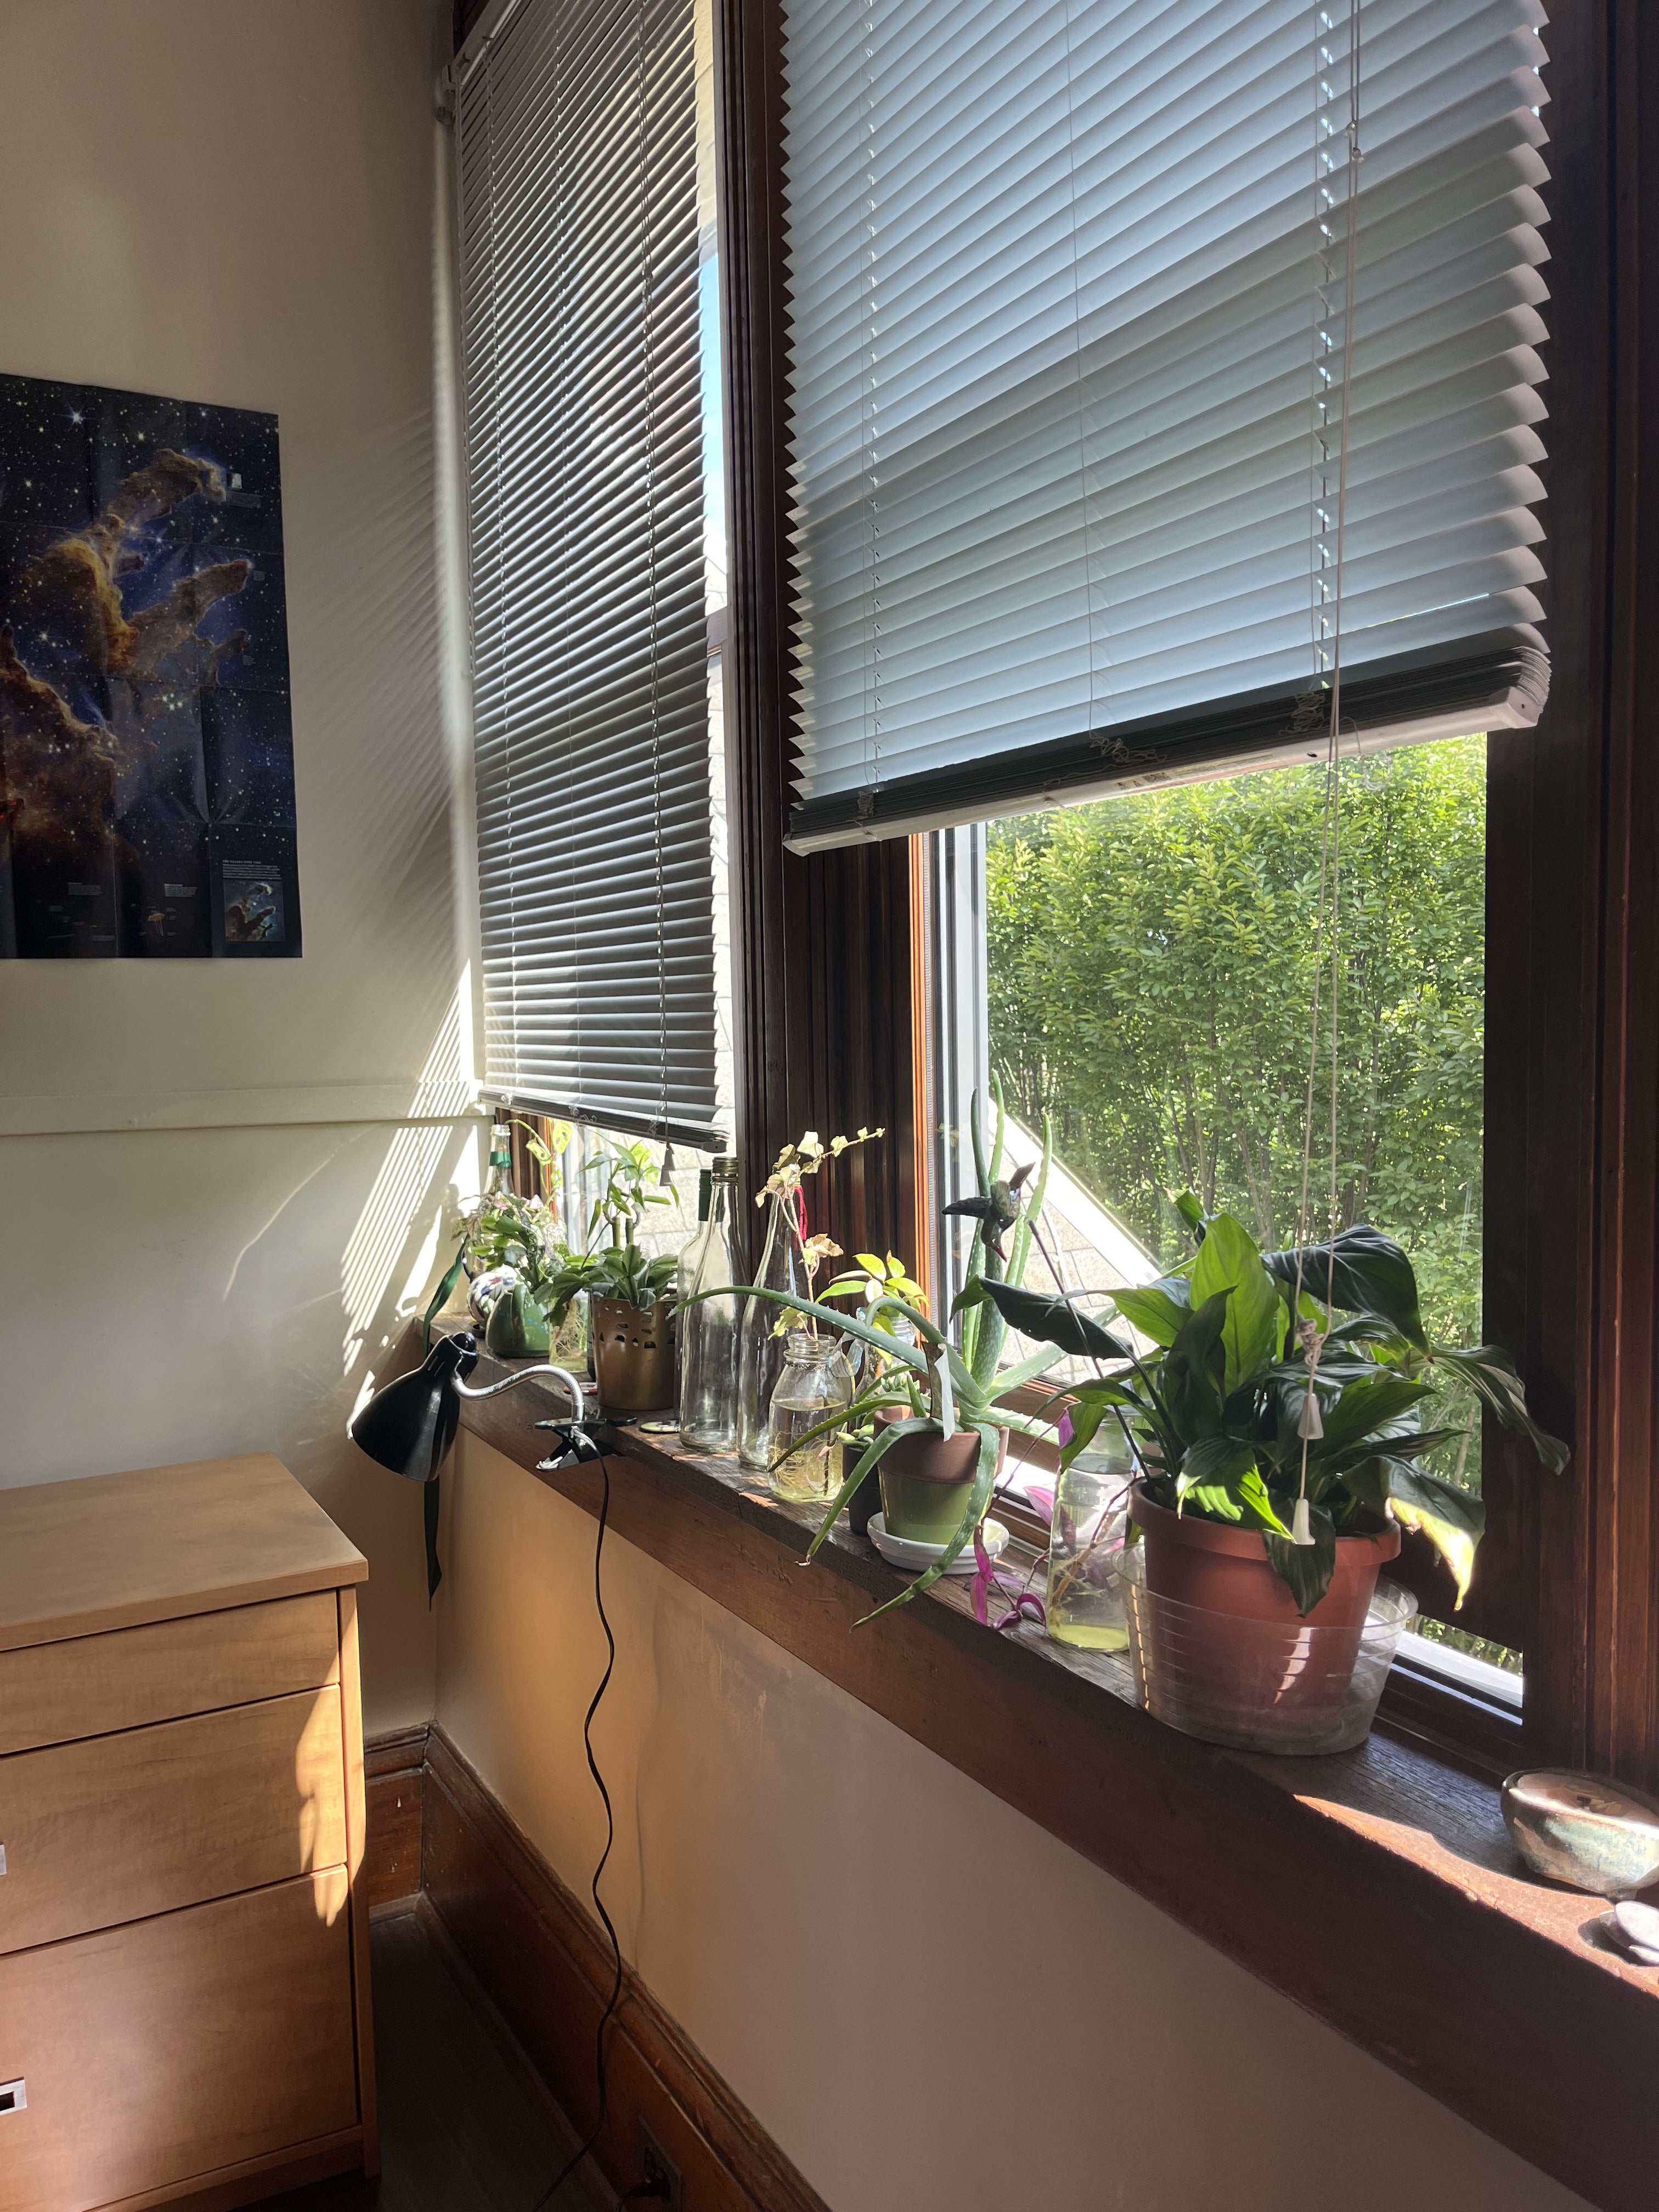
[541,1139,680,1321]
[974,1198,1569,1616]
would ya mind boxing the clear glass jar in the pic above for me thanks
[678,1156,743,1452]
[765,1331,856,1505]
[1046,1440,1135,1652]
[737,1189,809,1469]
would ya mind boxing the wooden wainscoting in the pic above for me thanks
[421,1727,830,2212]
[363,1723,428,1912]
[359,1722,827,2212]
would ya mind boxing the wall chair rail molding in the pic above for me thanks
[456,1364,1659,2212]
[0,1079,482,1139]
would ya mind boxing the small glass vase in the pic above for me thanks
[1046,1452,1134,1652]
[678,1156,743,1452]
[765,1331,855,1505]
[737,1189,809,1470]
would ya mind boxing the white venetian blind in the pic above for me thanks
[459,0,720,1144]
[782,0,1551,851]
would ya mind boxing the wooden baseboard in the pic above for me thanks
[363,1722,427,1911]
[422,1724,830,2212]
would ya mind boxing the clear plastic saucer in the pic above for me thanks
[1114,1543,1418,1755]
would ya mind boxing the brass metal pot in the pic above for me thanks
[591,1296,677,1414]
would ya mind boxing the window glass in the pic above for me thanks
[937,732,1518,1676]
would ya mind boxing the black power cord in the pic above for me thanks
[528,1424,630,2212]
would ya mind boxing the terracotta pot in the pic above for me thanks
[1130,1486,1400,1628]
[1128,1483,1400,1713]
[876,1413,985,1543]
[591,1296,677,1414]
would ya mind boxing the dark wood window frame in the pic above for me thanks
[715,0,1659,1798]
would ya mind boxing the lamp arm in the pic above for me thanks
[452,1363,586,1421]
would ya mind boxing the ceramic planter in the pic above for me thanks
[483,1279,550,1358]
[1128,1483,1400,1714]
[592,1295,676,1414]
[876,1415,982,1543]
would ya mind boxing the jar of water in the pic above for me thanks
[1046,1426,1135,1651]
[765,1331,855,1506]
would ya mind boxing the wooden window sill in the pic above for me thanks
[459,1359,1656,2212]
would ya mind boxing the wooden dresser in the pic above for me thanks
[0,1454,377,2212]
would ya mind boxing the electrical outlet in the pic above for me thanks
[637,2119,683,2211]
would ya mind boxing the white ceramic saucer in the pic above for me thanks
[866,1513,1008,1576]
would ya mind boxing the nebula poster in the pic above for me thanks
[0,373,300,958]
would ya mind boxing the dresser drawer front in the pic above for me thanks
[0,1872,357,2212]
[0,1593,341,1757]
[0,1690,348,1955]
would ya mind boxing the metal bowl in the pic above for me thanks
[1501,1769,1659,1899]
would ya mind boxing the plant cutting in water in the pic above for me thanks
[423,1118,572,1346]
[973,1199,1568,1616]
[539,1139,680,1320]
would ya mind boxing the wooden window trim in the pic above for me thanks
[457,1362,1659,2212]
[714,0,1659,1792]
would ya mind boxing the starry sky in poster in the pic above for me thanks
[0,372,300,957]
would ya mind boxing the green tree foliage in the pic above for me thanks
[986,735,1486,1357]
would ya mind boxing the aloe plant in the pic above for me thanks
[974,1203,1568,1616]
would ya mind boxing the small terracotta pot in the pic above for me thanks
[1129,1483,1400,1710]
[591,1296,677,1414]
[877,1413,983,1543]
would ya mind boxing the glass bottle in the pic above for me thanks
[737,1188,809,1469]
[678,1155,743,1452]
[484,1121,513,1196]
[766,1331,855,1505]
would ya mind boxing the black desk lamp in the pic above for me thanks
[350,1331,600,1595]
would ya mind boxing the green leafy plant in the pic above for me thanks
[584,1138,676,1245]
[423,1120,573,1346]
[821,1251,927,1331]
[541,1241,678,1321]
[975,1203,1567,1617]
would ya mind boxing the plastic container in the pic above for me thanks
[1115,1543,1417,1755]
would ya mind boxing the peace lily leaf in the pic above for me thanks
[1177,1432,1259,1492]
[1160,1289,1232,1443]
[975,1277,1132,1361]
[1109,1283,1192,1348]
[1430,1345,1570,1474]
[1173,1190,1208,1240]
[1313,1370,1438,1455]
[1192,1212,1284,1391]
[1264,1505,1338,1615]
[1355,1462,1485,1607]
[1262,1224,1427,1347]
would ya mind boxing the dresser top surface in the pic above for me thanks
[0,1453,367,1651]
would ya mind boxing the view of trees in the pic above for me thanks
[986,735,1486,1354]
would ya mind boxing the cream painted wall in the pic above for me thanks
[438,1435,1594,2212]
[0,0,471,1729]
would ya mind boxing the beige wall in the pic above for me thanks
[439,1434,1593,2212]
[0,0,471,1730]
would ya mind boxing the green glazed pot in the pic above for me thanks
[484,1280,551,1358]
[876,1417,982,1543]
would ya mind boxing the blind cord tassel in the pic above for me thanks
[1292,1496,1314,1548]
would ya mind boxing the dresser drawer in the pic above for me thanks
[0,1871,358,2212]
[0,1689,347,1955]
[0,1592,341,1758]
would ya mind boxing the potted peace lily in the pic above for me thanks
[975,1201,1568,1656]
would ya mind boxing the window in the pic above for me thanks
[455,0,732,1151]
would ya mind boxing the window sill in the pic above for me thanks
[459,1357,1655,2212]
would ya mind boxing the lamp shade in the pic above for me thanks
[350,1332,479,1482]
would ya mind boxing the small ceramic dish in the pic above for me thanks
[866,1513,1008,1576]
